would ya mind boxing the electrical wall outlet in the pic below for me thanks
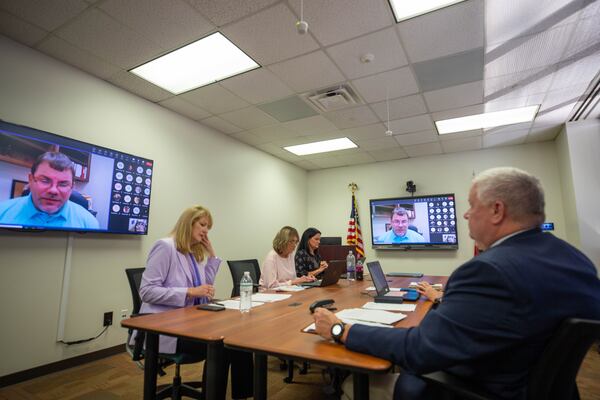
[120,309,128,319]
[103,311,113,327]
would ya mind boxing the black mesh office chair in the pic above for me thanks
[420,318,600,400]
[125,268,204,400]
[226,259,261,297]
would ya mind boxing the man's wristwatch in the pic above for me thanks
[331,322,346,343]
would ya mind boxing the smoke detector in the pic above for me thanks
[305,85,361,112]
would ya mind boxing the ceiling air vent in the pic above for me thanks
[305,85,361,112]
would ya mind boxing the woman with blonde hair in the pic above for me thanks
[260,226,315,289]
[138,205,253,399]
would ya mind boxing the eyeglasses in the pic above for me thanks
[288,239,299,245]
[33,176,73,191]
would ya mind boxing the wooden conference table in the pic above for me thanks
[121,275,448,400]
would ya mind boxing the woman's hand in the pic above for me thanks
[309,261,329,278]
[200,234,216,258]
[187,284,215,300]
[416,282,442,302]
[292,275,316,285]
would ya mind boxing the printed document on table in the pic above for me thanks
[275,285,305,292]
[336,308,406,325]
[251,293,292,302]
[217,300,265,310]
[362,302,417,312]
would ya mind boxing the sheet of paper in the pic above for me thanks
[216,300,264,310]
[362,302,416,312]
[336,308,406,325]
[275,285,305,292]
[251,293,292,302]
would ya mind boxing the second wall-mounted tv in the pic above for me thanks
[0,120,154,234]
[369,193,458,250]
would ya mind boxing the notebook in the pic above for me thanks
[366,261,420,304]
[300,259,346,288]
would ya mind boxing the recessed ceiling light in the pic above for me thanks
[388,0,467,22]
[130,32,259,94]
[284,138,357,156]
[435,105,540,135]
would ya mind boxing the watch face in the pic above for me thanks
[331,323,343,336]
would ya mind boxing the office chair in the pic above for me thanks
[125,268,204,400]
[226,259,261,297]
[420,318,600,400]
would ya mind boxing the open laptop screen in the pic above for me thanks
[366,261,389,296]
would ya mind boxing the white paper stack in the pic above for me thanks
[251,293,292,302]
[336,308,406,325]
[362,302,416,312]
[274,285,305,292]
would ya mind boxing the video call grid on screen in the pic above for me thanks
[0,120,154,234]
[369,194,458,248]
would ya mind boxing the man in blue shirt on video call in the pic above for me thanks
[0,151,99,229]
[376,206,425,243]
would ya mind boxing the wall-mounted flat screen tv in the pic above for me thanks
[370,194,458,250]
[0,120,154,234]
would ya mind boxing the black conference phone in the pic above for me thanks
[309,299,335,313]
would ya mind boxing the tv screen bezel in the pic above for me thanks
[369,193,459,250]
[0,119,154,235]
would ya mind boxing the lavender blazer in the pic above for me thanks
[136,237,221,353]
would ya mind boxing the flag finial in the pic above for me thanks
[348,182,358,193]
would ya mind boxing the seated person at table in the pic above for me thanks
[314,167,600,400]
[0,151,99,229]
[137,205,252,399]
[295,227,329,279]
[260,226,315,289]
[375,207,424,243]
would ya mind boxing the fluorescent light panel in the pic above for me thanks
[388,0,467,22]
[130,32,259,94]
[435,105,540,134]
[284,138,357,156]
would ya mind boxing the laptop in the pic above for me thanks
[300,259,346,288]
[366,261,420,303]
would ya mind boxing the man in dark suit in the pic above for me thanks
[314,167,600,399]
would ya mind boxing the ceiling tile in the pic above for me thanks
[180,84,249,114]
[324,105,380,129]
[326,27,407,79]
[355,136,399,151]
[289,0,393,46]
[257,96,318,122]
[440,136,482,153]
[248,124,298,141]
[424,81,483,112]
[309,156,350,169]
[371,94,428,121]
[486,0,584,46]
[431,104,485,121]
[336,151,377,165]
[187,0,279,26]
[526,125,561,142]
[484,67,555,101]
[483,128,529,148]
[0,10,48,46]
[107,70,172,102]
[397,0,483,62]
[404,141,443,157]
[268,50,345,93]
[221,3,319,65]
[99,0,214,51]
[550,51,600,91]
[352,67,419,103]
[37,36,120,79]
[388,115,435,135]
[292,159,321,170]
[199,116,243,134]
[484,122,532,135]
[413,47,484,92]
[393,129,439,146]
[0,0,88,31]
[158,97,211,120]
[231,130,271,146]
[219,68,293,104]
[438,129,483,141]
[219,106,279,130]
[368,147,409,162]
[281,115,338,136]
[340,123,388,141]
[55,8,163,69]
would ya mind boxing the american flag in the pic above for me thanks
[347,194,365,257]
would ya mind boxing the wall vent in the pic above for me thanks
[304,85,361,112]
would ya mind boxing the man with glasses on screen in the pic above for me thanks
[0,152,99,229]
[376,206,425,243]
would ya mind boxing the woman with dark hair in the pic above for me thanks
[295,227,329,279]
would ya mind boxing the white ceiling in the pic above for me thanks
[1,0,598,170]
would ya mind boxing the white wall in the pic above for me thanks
[562,120,600,268]
[555,126,581,247]
[307,142,568,277]
[0,37,307,376]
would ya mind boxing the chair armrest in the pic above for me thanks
[420,371,500,400]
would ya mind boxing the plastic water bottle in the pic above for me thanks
[356,260,364,281]
[346,251,356,281]
[240,271,253,313]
